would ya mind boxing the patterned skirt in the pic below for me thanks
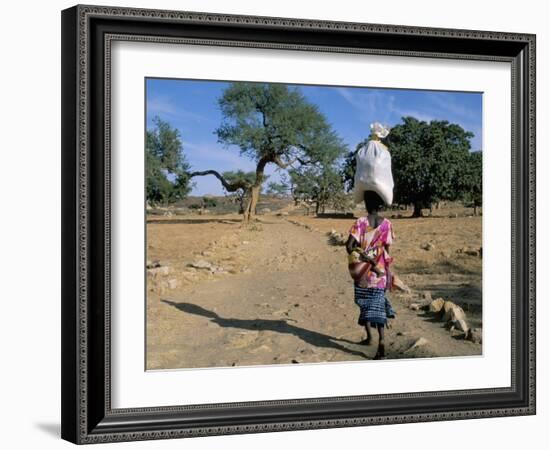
[353,285,395,326]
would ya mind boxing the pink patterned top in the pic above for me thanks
[347,216,395,289]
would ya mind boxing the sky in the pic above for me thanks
[146,78,482,196]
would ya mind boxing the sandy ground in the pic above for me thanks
[146,208,482,370]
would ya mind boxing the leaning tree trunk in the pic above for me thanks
[243,184,261,223]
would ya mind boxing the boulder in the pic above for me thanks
[429,298,445,314]
[443,301,466,322]
[454,318,469,333]
[466,328,483,344]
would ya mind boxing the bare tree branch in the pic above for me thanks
[188,170,250,192]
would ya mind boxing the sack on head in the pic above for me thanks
[353,139,394,205]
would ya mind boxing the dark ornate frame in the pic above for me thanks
[61,4,536,444]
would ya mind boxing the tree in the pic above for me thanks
[266,180,289,198]
[461,150,482,215]
[221,170,256,213]
[290,160,346,215]
[190,82,347,222]
[385,117,473,217]
[146,117,192,204]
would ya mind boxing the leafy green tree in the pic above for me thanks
[461,150,482,215]
[385,117,473,217]
[266,181,289,198]
[191,82,347,221]
[290,160,347,214]
[146,117,192,204]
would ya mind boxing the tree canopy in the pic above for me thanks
[190,82,348,221]
[146,117,192,204]
[384,117,474,216]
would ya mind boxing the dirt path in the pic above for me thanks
[146,215,481,370]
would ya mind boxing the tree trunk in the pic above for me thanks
[412,201,424,218]
[243,184,260,223]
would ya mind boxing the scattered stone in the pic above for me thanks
[167,278,178,290]
[188,260,213,270]
[443,301,466,323]
[201,250,213,257]
[464,248,480,257]
[429,298,445,314]
[454,318,469,333]
[466,328,482,344]
[409,303,422,311]
[421,242,435,251]
[147,266,171,277]
[405,337,429,353]
[146,259,161,269]
[276,211,289,216]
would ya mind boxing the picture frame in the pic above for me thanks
[61,4,536,444]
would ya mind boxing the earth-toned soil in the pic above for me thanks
[146,205,482,370]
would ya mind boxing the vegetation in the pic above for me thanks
[190,82,347,221]
[385,117,475,217]
[221,170,256,214]
[146,117,192,205]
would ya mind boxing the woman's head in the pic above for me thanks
[363,190,384,214]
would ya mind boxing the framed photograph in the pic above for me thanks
[61,4,536,444]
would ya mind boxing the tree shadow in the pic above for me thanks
[161,300,367,359]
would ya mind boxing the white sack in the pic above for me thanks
[353,139,394,205]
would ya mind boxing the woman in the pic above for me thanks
[346,190,395,360]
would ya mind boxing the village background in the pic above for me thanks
[145,80,483,369]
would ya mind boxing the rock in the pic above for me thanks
[242,241,250,245]
[188,260,213,270]
[167,278,178,290]
[146,259,161,269]
[429,298,445,314]
[443,301,466,322]
[454,318,469,333]
[464,248,480,257]
[405,337,429,353]
[276,211,289,216]
[260,208,271,213]
[466,328,482,344]
[147,266,171,277]
[421,242,435,251]
[409,303,422,311]
[396,331,412,336]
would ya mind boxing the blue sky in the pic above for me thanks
[146,78,482,196]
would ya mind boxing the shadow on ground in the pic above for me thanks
[161,300,367,359]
